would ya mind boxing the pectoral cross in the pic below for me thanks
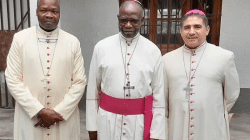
[41,76,49,88]
[183,83,193,99]
[123,81,135,96]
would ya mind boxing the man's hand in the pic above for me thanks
[34,119,52,128]
[88,131,97,140]
[37,108,64,126]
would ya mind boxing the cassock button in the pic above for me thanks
[191,84,195,87]
[192,54,196,56]
[192,61,196,63]
[123,133,126,135]
[191,77,195,79]
[47,35,50,38]
[124,123,126,125]
[126,94,129,97]
[47,133,50,136]
[127,63,130,66]
[47,74,50,76]
[47,60,50,63]
[47,47,50,49]
[47,67,50,69]
[191,125,194,128]
[128,44,130,46]
[126,73,129,76]
[47,53,50,56]
[48,89,51,91]
[191,69,195,71]
[127,53,130,55]
[47,102,50,105]
[190,101,195,104]
[190,133,194,135]
[47,95,51,98]
[191,117,195,120]
[190,109,194,112]
[47,81,50,84]
[190,93,195,95]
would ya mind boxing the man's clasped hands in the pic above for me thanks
[34,108,63,128]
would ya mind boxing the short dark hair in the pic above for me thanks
[119,1,144,17]
[37,0,60,8]
[180,13,209,28]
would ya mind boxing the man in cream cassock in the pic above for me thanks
[162,9,240,140]
[5,0,87,139]
[86,1,166,140]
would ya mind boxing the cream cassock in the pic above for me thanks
[5,26,87,140]
[162,42,240,140]
[86,33,166,140]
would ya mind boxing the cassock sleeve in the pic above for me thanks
[86,45,101,131]
[150,53,166,139]
[53,40,87,121]
[223,53,240,112]
[162,56,169,139]
[5,34,44,119]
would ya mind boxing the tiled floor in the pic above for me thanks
[0,108,250,140]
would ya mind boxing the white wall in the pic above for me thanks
[220,0,250,88]
[30,0,37,27]
[59,0,119,77]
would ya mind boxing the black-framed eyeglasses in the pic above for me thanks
[118,18,141,25]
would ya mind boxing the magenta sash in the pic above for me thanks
[100,92,153,140]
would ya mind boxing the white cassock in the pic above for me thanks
[5,26,87,140]
[162,42,240,140]
[86,33,166,140]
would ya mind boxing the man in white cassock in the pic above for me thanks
[5,0,87,139]
[86,1,166,140]
[162,9,240,140]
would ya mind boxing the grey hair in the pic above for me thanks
[119,1,144,17]
[180,13,209,28]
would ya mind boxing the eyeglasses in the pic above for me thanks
[118,18,141,25]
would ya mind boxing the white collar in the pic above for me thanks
[183,41,207,53]
[38,25,58,36]
[119,32,140,45]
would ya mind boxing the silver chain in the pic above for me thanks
[182,42,207,84]
[36,26,59,77]
[119,35,140,82]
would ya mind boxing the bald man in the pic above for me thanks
[86,1,166,140]
[5,0,87,139]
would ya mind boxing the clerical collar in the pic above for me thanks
[119,32,140,45]
[38,25,58,36]
[183,41,207,53]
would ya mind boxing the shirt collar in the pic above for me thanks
[183,41,207,53]
[38,25,58,37]
[119,32,140,45]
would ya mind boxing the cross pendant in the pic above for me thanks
[41,76,49,88]
[183,83,193,99]
[123,81,135,96]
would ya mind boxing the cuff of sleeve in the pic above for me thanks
[150,108,166,139]
[29,104,45,119]
[53,106,68,121]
